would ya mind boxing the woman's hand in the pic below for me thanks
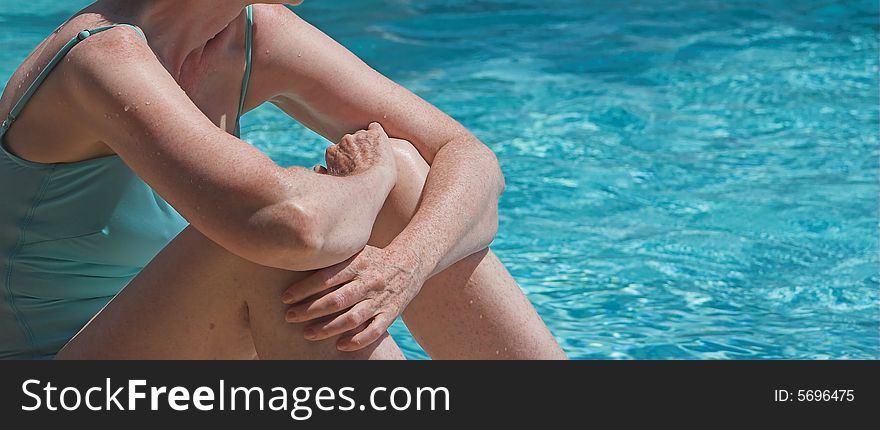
[321,122,396,179]
[281,245,428,351]
[279,121,421,352]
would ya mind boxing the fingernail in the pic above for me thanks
[281,293,293,304]
[338,339,358,351]
[285,310,298,321]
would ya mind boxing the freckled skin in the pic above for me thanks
[0,0,565,359]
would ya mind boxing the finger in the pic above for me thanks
[336,312,394,351]
[336,321,371,345]
[340,134,356,147]
[285,280,365,323]
[352,130,371,144]
[369,122,388,139]
[325,144,337,161]
[281,256,358,304]
[303,300,377,341]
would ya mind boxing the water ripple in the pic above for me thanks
[2,0,877,359]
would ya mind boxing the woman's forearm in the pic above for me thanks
[385,136,505,278]
[249,125,399,271]
[249,163,395,271]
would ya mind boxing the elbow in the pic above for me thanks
[277,206,329,270]
[464,140,504,249]
[479,204,500,250]
[475,140,506,198]
[484,147,504,248]
[237,200,328,271]
[242,199,373,271]
[493,155,506,197]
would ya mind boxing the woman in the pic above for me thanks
[0,0,565,359]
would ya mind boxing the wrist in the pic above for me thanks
[357,162,397,193]
[384,238,435,283]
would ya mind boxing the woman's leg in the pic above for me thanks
[58,138,562,360]
[57,225,403,359]
[371,139,566,359]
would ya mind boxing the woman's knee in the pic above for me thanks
[389,138,429,206]
[369,139,429,247]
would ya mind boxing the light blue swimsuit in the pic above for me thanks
[0,6,254,359]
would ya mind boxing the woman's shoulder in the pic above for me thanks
[0,10,154,126]
[59,16,151,66]
[4,12,152,101]
[250,3,309,37]
[0,10,160,164]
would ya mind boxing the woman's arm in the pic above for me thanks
[251,6,506,349]
[253,6,505,279]
[66,27,396,271]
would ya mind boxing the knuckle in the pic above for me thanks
[342,313,358,327]
[329,293,346,309]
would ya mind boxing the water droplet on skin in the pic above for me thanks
[114,113,120,118]
[124,105,130,112]
[468,300,473,304]
[297,53,302,58]
[145,101,151,106]
[479,314,483,319]
[495,350,500,355]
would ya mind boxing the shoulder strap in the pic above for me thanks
[0,24,147,139]
[234,5,254,137]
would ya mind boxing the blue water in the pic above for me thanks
[1,0,878,359]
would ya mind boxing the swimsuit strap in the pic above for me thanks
[234,4,254,137]
[0,24,146,139]
[1,7,253,140]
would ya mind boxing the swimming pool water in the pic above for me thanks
[1,0,878,359]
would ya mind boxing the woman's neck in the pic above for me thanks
[112,0,250,77]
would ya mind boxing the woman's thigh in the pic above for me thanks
[57,226,403,359]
